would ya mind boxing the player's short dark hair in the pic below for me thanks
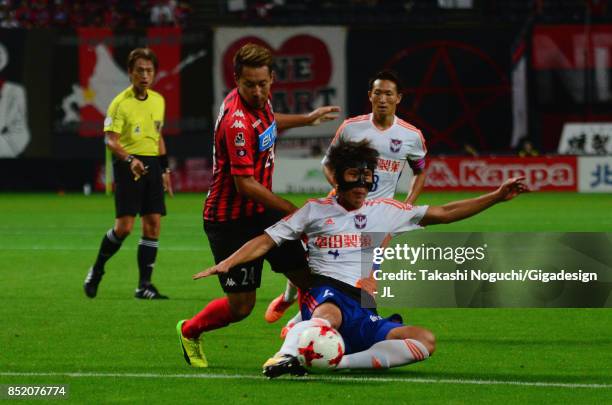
[368,69,402,93]
[127,48,159,72]
[233,43,274,78]
[327,139,379,179]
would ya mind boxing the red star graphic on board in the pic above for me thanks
[298,341,323,367]
[383,41,510,150]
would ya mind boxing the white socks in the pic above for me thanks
[282,281,298,302]
[285,310,302,327]
[277,318,331,357]
[337,338,429,369]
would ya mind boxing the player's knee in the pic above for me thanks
[229,300,255,320]
[114,226,131,238]
[114,217,134,237]
[420,329,436,356]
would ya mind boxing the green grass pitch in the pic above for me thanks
[0,192,611,404]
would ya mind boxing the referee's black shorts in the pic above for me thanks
[113,155,166,218]
[204,210,309,293]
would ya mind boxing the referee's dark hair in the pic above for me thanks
[327,139,379,177]
[127,48,159,72]
[233,43,274,78]
[368,69,403,93]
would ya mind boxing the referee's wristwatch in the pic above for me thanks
[125,155,135,164]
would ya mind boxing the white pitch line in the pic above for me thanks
[0,372,610,389]
[0,246,205,251]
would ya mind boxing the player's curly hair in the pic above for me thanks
[327,139,379,179]
[127,48,159,72]
[368,69,403,93]
[233,43,274,78]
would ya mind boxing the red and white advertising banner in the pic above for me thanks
[425,156,578,191]
[70,28,182,137]
[213,26,346,138]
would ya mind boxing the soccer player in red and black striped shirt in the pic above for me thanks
[176,43,340,367]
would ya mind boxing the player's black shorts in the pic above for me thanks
[204,210,309,293]
[113,155,166,218]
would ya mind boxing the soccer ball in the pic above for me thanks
[296,325,345,371]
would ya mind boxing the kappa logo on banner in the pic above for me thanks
[234,132,246,147]
[425,157,577,191]
[257,121,277,152]
[231,120,245,129]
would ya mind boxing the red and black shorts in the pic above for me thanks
[204,210,309,293]
[113,155,166,218]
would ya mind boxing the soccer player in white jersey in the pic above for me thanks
[193,139,529,378]
[323,69,426,202]
[266,70,427,325]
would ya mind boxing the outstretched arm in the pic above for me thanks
[193,233,276,280]
[420,177,529,226]
[275,106,340,130]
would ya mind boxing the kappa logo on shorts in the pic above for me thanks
[225,278,236,287]
[354,214,367,229]
[234,132,246,147]
[390,139,402,153]
[231,120,245,129]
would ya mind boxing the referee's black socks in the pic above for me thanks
[93,229,126,273]
[138,237,159,287]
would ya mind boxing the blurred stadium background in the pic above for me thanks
[1,2,611,403]
[0,0,610,194]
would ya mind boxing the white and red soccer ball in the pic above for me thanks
[297,325,345,371]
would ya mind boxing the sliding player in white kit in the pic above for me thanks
[193,139,529,378]
[265,70,428,324]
